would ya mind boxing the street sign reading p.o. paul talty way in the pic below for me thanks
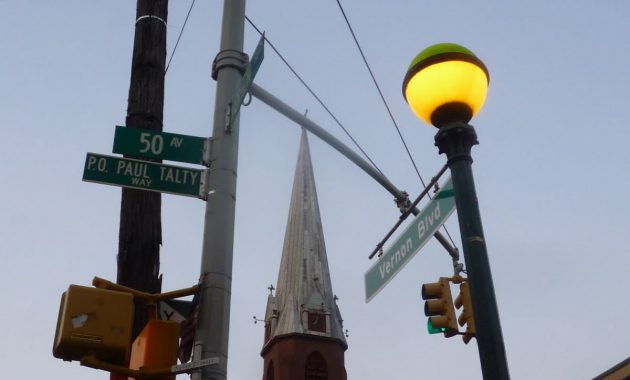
[82,153,205,198]
[364,177,456,303]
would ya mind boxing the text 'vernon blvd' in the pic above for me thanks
[364,177,456,302]
[83,153,205,199]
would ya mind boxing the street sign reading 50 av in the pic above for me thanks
[113,126,206,165]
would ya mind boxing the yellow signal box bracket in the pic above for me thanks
[92,276,199,307]
[53,276,201,379]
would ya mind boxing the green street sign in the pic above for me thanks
[230,35,264,123]
[364,177,456,303]
[241,34,265,96]
[112,126,206,165]
[83,153,205,199]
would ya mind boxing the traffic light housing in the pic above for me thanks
[421,277,458,337]
[455,281,476,344]
[53,285,134,364]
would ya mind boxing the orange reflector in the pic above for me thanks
[128,319,180,380]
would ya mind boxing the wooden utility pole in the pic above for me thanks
[117,0,168,338]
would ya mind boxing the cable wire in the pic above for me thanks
[165,0,196,74]
[334,0,458,249]
[334,0,425,185]
[244,15,385,177]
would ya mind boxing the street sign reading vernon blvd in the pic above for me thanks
[112,126,206,165]
[365,177,456,303]
[82,153,205,198]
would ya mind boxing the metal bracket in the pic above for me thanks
[202,138,214,167]
[199,169,211,201]
[453,260,465,277]
[190,344,204,380]
[253,316,265,324]
[171,357,219,375]
[92,277,198,303]
[79,354,217,379]
[225,102,234,133]
[395,191,412,214]
[211,49,248,80]
[135,15,167,28]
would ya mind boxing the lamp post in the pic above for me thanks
[403,43,510,379]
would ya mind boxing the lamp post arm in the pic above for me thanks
[249,82,459,259]
[250,83,406,204]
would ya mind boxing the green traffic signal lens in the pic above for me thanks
[427,318,446,334]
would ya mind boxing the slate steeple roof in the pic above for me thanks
[263,129,346,345]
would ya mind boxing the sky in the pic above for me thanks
[1,1,629,379]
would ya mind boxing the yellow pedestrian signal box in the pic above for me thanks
[455,281,476,344]
[53,285,134,365]
[421,277,458,337]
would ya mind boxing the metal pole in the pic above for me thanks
[194,1,245,379]
[250,83,459,259]
[434,122,510,379]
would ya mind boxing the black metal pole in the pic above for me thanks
[434,122,510,380]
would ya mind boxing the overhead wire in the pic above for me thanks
[334,0,425,186]
[244,15,385,177]
[165,0,197,74]
[334,0,458,248]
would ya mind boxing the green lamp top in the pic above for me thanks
[403,43,489,96]
[408,43,477,70]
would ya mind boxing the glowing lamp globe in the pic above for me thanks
[403,43,489,128]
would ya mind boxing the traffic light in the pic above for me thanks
[455,281,476,344]
[421,277,458,337]
[53,285,134,364]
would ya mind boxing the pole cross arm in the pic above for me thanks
[250,83,408,204]
[92,277,199,303]
[249,82,458,259]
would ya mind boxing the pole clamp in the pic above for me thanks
[136,15,167,28]
[395,191,412,214]
[212,49,248,80]
[202,137,215,168]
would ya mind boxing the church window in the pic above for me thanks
[305,351,327,380]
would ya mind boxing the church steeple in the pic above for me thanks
[261,130,347,380]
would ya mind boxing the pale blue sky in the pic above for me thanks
[1,1,629,379]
